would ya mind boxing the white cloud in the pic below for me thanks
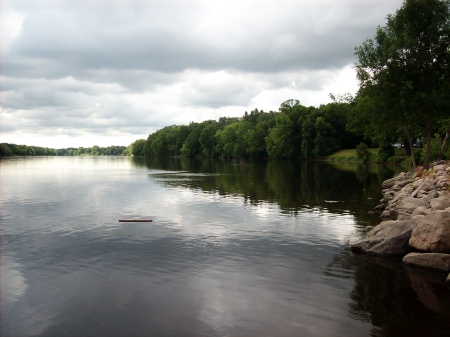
[0,0,25,55]
[0,0,403,148]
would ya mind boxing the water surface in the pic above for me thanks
[1,157,449,336]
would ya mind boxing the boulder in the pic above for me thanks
[396,179,413,188]
[428,190,439,199]
[380,210,391,219]
[381,173,408,189]
[409,212,450,253]
[374,204,386,211]
[382,177,398,189]
[447,273,450,287]
[430,197,450,211]
[395,196,430,214]
[398,214,412,221]
[411,206,431,217]
[433,164,448,172]
[411,180,434,197]
[402,253,450,272]
[351,219,418,255]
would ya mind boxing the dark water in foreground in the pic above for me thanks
[1,157,449,337]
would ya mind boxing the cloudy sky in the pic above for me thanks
[1,0,403,148]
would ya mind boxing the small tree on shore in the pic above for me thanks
[356,142,372,163]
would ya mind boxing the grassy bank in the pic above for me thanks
[326,148,412,164]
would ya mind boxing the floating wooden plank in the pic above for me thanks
[119,219,153,222]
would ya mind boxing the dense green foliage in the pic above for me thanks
[352,0,450,168]
[356,143,372,163]
[0,143,127,157]
[377,143,395,163]
[126,139,146,156]
[56,145,127,156]
[0,143,57,156]
[144,100,362,159]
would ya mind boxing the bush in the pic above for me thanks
[378,143,395,163]
[414,148,424,166]
[356,142,371,162]
[427,133,442,161]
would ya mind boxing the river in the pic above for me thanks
[1,156,449,336]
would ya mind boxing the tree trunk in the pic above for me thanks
[403,138,411,155]
[406,126,416,170]
[440,128,449,160]
[423,116,433,170]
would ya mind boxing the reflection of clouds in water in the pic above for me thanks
[156,186,358,245]
[251,201,279,220]
[1,256,28,305]
[191,256,368,337]
[313,211,357,243]
[0,256,53,336]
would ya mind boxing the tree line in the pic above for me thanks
[0,143,127,157]
[140,100,362,159]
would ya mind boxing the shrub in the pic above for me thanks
[378,143,395,163]
[356,142,371,162]
[414,148,424,166]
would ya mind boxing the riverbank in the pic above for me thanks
[351,160,450,286]
[326,148,412,164]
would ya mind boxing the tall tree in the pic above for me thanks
[353,0,450,169]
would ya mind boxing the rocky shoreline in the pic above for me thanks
[351,160,450,286]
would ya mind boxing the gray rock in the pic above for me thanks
[428,190,439,199]
[384,191,395,198]
[411,206,431,217]
[409,212,450,253]
[447,273,450,287]
[402,252,450,272]
[382,177,398,189]
[411,180,423,190]
[380,210,391,219]
[396,179,413,188]
[374,204,386,211]
[430,197,450,211]
[389,209,399,220]
[351,230,413,256]
[398,214,412,221]
[351,219,418,255]
[396,196,430,214]
[433,164,448,172]
[411,180,434,197]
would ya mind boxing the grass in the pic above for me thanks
[326,148,411,164]
[327,148,378,162]
[327,145,449,164]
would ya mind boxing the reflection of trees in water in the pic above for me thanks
[133,157,404,227]
[325,248,450,336]
[136,156,450,334]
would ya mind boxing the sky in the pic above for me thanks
[0,0,404,149]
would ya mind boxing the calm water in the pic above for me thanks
[1,156,450,337]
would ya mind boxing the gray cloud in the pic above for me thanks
[0,0,404,147]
